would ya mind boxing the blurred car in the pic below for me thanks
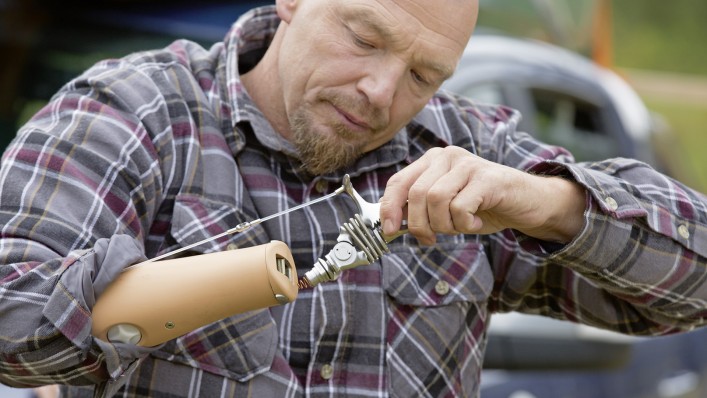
[0,2,703,398]
[442,33,669,169]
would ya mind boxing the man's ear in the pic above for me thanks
[276,0,298,23]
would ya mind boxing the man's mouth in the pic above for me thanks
[332,104,371,132]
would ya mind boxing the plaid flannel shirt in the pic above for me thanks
[1,6,706,398]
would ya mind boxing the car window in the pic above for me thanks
[456,82,623,162]
[531,88,621,161]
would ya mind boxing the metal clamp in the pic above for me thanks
[304,175,407,286]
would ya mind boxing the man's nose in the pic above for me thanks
[356,58,405,109]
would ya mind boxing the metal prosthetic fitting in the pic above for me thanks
[304,175,408,286]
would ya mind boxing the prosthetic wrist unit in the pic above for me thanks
[303,175,408,286]
[91,240,297,347]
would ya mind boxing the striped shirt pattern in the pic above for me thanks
[1,6,706,398]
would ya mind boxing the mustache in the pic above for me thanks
[319,90,388,132]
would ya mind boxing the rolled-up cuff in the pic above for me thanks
[42,235,152,378]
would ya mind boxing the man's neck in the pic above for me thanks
[240,25,292,142]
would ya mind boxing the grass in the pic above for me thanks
[640,97,707,194]
[612,0,707,195]
[612,0,707,193]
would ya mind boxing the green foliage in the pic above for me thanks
[613,1,707,75]
[642,97,707,193]
[613,1,707,192]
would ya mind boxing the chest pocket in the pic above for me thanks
[382,238,493,305]
[381,238,493,397]
[149,193,278,382]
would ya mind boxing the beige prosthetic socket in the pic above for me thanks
[91,240,298,347]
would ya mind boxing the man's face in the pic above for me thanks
[276,0,478,174]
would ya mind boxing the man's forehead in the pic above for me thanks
[383,0,478,48]
[350,0,475,64]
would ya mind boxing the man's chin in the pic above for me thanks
[299,150,361,175]
[295,139,363,175]
[290,111,369,174]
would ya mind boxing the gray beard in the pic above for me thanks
[290,108,366,175]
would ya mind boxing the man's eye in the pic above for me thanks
[353,34,375,49]
[411,70,429,86]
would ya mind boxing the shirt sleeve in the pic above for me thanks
[477,105,707,335]
[0,58,169,386]
[529,159,707,332]
[0,236,154,387]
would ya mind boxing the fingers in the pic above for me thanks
[381,145,578,244]
[379,151,431,236]
[381,146,484,245]
[412,162,465,240]
[450,181,487,233]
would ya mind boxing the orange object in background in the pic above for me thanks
[592,0,614,68]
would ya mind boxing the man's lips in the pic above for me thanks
[332,104,371,130]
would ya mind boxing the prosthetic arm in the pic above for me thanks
[91,175,404,347]
[91,240,298,347]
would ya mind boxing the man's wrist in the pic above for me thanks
[520,176,587,243]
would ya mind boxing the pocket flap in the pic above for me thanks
[382,239,493,306]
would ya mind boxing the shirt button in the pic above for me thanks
[320,364,334,380]
[678,224,690,240]
[434,280,450,296]
[604,196,618,211]
[315,180,329,194]
[227,243,238,251]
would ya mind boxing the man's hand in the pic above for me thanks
[379,146,586,245]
